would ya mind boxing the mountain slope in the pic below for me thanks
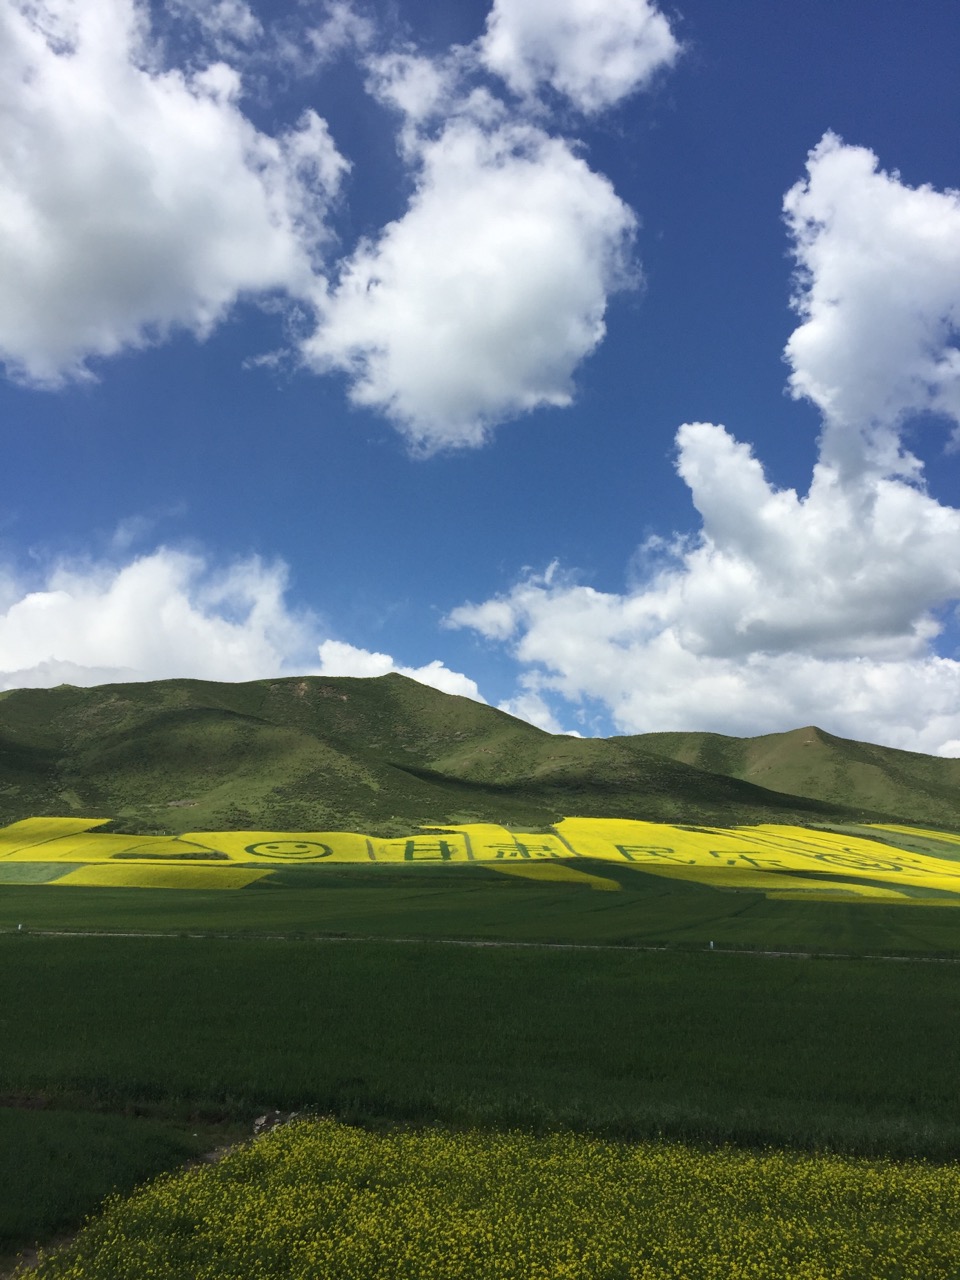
[0,675,883,834]
[635,725,960,829]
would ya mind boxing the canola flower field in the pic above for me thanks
[3,815,960,902]
[21,1118,960,1280]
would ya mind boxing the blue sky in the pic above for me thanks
[3,0,960,753]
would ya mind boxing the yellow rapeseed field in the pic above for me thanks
[0,817,214,864]
[552,817,960,902]
[53,864,270,890]
[22,1119,960,1280]
[3,815,960,900]
[0,817,109,846]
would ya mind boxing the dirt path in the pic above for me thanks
[0,1130,253,1278]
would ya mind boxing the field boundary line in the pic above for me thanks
[2,926,960,962]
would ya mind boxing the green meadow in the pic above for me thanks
[6,931,960,1157]
[4,857,960,951]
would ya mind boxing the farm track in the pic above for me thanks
[4,925,960,963]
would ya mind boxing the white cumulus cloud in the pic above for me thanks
[364,49,463,139]
[497,683,579,734]
[0,0,678,451]
[447,136,960,756]
[785,132,960,475]
[0,549,319,689]
[0,549,491,705]
[316,639,486,702]
[0,0,347,385]
[480,0,679,113]
[303,114,636,452]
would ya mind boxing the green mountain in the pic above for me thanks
[635,725,960,830]
[0,674,900,835]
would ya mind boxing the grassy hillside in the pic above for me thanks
[637,724,960,829]
[0,675,873,834]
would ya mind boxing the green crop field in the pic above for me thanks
[6,933,960,1157]
[0,1110,209,1261]
[6,858,960,952]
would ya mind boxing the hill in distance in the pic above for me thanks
[636,726,960,833]
[0,674,956,835]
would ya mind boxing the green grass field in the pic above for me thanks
[0,1109,209,1261]
[4,858,960,952]
[6,931,960,1156]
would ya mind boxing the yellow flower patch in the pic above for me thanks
[426,823,571,861]
[54,864,270,890]
[869,823,960,848]
[551,817,960,902]
[0,816,111,856]
[0,817,221,864]
[26,1119,960,1280]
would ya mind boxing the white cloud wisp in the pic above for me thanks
[316,639,485,702]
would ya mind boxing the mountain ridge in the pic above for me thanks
[1,674,956,834]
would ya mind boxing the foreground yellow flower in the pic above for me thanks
[22,1119,960,1280]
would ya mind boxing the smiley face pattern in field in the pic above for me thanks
[245,840,334,860]
[2,815,960,899]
